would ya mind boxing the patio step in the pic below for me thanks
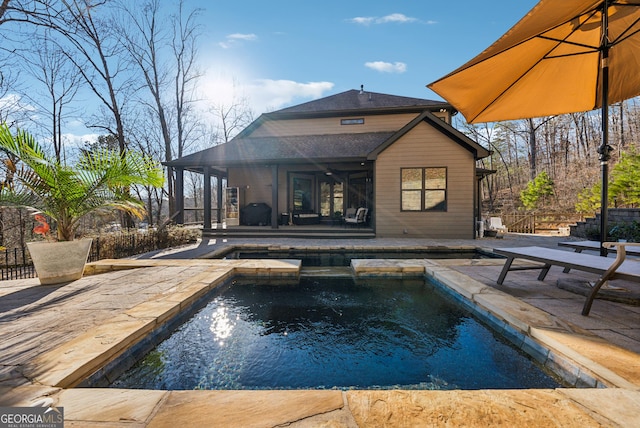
[202,225,375,239]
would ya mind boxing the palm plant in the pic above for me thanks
[0,123,164,241]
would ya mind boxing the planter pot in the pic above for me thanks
[27,239,92,285]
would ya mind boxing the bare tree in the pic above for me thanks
[20,31,81,161]
[209,91,255,145]
[461,121,518,212]
[0,0,56,26]
[127,107,166,225]
[171,0,201,159]
[118,0,202,220]
[0,2,31,127]
[0,71,23,125]
[34,0,134,155]
[0,0,9,22]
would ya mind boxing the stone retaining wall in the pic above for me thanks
[570,208,640,238]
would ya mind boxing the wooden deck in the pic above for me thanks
[202,223,375,239]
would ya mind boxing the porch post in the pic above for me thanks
[271,164,279,229]
[203,166,212,229]
[475,174,481,239]
[175,167,184,224]
[217,175,223,223]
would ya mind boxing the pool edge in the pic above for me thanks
[5,256,640,426]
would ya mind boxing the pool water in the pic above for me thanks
[111,277,561,390]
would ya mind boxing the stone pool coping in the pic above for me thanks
[1,256,640,426]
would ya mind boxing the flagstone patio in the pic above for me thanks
[1,234,639,426]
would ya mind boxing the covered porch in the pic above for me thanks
[167,157,375,236]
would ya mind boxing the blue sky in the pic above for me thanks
[195,0,540,115]
[2,1,541,145]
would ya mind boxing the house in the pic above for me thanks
[164,88,491,238]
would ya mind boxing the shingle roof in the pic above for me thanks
[270,89,449,115]
[162,89,481,170]
[166,132,396,167]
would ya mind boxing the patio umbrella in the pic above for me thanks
[428,0,640,255]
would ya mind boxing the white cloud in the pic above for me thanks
[227,33,258,41]
[0,94,47,133]
[0,94,37,124]
[66,118,87,129]
[247,79,334,111]
[348,16,375,25]
[365,61,407,73]
[62,132,99,148]
[377,13,417,24]
[219,33,258,49]
[348,13,421,25]
[198,65,334,116]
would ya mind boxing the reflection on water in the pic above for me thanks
[112,277,561,390]
[209,304,235,346]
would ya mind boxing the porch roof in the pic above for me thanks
[164,131,395,168]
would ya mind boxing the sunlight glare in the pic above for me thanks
[209,304,234,346]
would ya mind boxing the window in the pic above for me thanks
[401,167,447,211]
[293,177,313,211]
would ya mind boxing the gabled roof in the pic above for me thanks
[164,89,488,170]
[367,111,491,160]
[236,89,455,139]
[272,89,451,115]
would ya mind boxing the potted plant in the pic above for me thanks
[0,123,164,284]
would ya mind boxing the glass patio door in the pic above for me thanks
[320,180,344,218]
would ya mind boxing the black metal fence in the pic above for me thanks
[0,229,198,281]
[1,246,36,280]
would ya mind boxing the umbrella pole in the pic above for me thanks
[599,62,610,257]
[599,0,613,257]
[599,142,611,257]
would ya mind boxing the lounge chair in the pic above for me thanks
[344,207,357,221]
[558,240,640,256]
[493,242,640,316]
[344,207,368,227]
[557,240,640,273]
[487,217,508,233]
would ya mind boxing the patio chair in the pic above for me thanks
[344,207,368,227]
[344,207,357,220]
[558,240,640,257]
[487,217,508,233]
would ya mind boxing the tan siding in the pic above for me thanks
[227,167,316,216]
[433,112,450,123]
[251,114,420,137]
[374,122,475,238]
[228,167,273,206]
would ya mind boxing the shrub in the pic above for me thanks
[520,171,554,211]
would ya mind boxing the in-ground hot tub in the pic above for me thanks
[109,275,563,391]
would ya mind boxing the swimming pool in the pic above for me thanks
[111,276,562,391]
